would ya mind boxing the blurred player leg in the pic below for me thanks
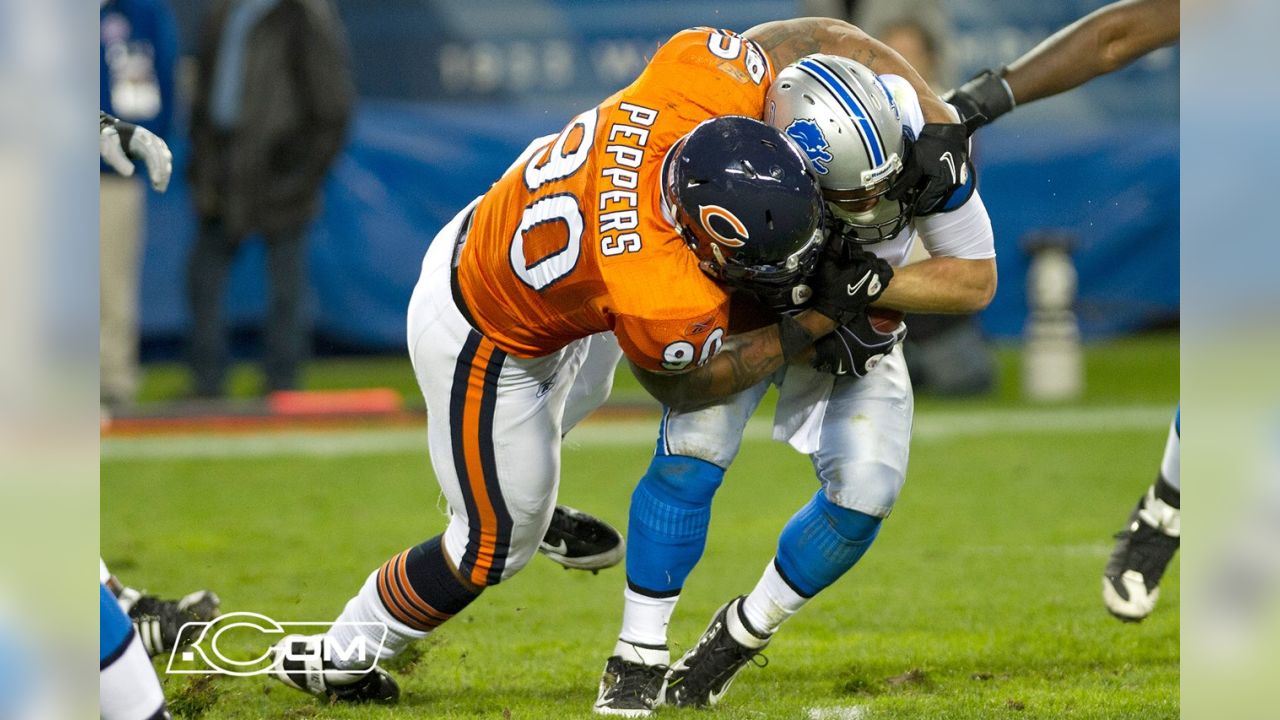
[594,382,767,716]
[263,227,308,392]
[274,203,587,704]
[100,584,168,720]
[186,219,238,398]
[1103,407,1180,621]
[667,351,912,708]
[99,174,144,408]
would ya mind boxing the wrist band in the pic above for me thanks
[778,313,815,363]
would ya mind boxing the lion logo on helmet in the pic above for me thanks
[785,119,833,175]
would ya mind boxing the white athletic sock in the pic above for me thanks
[741,560,809,637]
[100,632,166,720]
[613,638,671,666]
[325,570,428,671]
[1160,416,1180,492]
[619,587,678,649]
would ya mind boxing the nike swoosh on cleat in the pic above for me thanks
[542,539,569,555]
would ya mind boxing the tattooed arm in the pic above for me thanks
[631,310,835,413]
[745,18,956,123]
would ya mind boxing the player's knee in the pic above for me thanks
[447,501,551,588]
[488,502,555,583]
[824,460,906,519]
[662,408,745,467]
[815,491,882,543]
[640,454,724,506]
[629,456,723,544]
[775,491,882,596]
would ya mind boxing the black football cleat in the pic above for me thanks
[120,588,221,657]
[539,505,625,573]
[1103,483,1180,622]
[665,597,769,707]
[593,654,668,717]
[270,634,400,704]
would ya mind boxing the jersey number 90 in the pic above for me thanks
[661,327,725,371]
[511,108,599,291]
[706,29,767,85]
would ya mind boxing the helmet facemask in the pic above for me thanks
[766,55,916,249]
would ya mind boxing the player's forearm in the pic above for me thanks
[1003,0,1179,105]
[745,18,954,124]
[875,257,997,314]
[632,310,835,412]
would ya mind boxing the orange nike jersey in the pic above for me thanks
[454,27,776,373]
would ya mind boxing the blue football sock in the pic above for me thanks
[626,455,724,595]
[100,583,133,668]
[774,490,882,598]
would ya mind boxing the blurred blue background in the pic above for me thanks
[142,0,1177,354]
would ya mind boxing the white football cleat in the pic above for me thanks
[269,634,400,704]
[1102,484,1180,622]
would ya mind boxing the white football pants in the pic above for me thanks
[406,201,615,586]
[658,348,914,517]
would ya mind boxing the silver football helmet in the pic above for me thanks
[766,54,911,244]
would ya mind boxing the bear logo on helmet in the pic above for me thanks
[698,204,749,247]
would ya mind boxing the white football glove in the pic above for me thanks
[99,111,173,192]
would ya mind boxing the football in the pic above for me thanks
[868,306,906,333]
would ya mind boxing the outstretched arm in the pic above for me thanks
[631,310,836,413]
[1003,0,1179,105]
[948,0,1179,133]
[745,18,956,124]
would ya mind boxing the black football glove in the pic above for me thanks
[942,68,1016,136]
[811,311,908,377]
[809,247,893,326]
[887,122,969,215]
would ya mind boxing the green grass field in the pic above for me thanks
[103,334,1179,719]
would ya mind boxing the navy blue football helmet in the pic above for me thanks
[661,115,825,300]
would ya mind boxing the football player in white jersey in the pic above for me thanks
[593,56,997,715]
[943,0,1179,623]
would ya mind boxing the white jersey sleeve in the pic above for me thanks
[915,190,996,260]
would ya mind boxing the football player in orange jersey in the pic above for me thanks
[267,19,963,705]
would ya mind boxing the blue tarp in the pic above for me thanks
[140,1,1178,351]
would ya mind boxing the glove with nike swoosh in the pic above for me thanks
[811,309,907,377]
[887,122,969,215]
[808,247,893,326]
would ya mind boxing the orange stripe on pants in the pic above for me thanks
[462,340,500,586]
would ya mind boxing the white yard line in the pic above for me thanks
[807,706,870,720]
[101,405,1174,461]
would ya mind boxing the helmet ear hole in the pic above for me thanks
[765,209,774,230]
